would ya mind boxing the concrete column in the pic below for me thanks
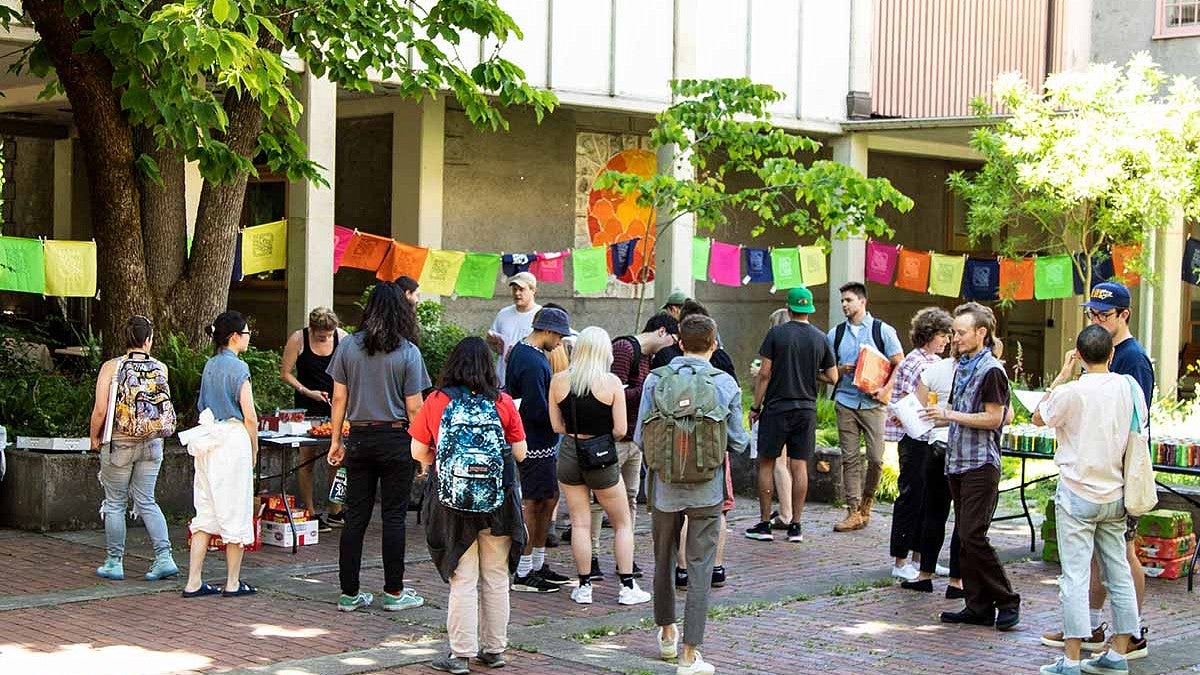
[389,95,445,299]
[846,0,873,118]
[52,139,73,239]
[286,71,337,330]
[653,142,696,305]
[828,133,869,328]
[1043,298,1087,378]
[1058,0,1093,73]
[1151,213,1185,391]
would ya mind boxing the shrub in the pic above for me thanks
[0,326,93,438]
[416,300,468,384]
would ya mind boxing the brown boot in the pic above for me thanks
[859,496,875,524]
[834,509,866,532]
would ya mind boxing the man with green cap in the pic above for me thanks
[661,289,689,320]
[747,287,838,544]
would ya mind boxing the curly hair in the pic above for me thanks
[910,307,953,349]
[360,282,420,355]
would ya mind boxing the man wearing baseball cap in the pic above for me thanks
[487,272,542,388]
[661,289,689,320]
[747,287,839,544]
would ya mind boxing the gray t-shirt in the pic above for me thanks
[326,333,431,422]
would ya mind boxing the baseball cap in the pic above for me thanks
[508,272,537,290]
[531,307,571,336]
[1080,281,1130,312]
[786,286,815,314]
[662,288,688,308]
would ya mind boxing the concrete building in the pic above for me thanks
[1,0,1194,391]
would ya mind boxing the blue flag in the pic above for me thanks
[962,258,1000,300]
[1184,237,1200,287]
[1072,252,1114,295]
[610,239,639,278]
[231,231,244,281]
[744,247,772,283]
[502,252,534,277]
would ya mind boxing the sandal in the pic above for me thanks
[181,583,223,598]
[222,581,257,597]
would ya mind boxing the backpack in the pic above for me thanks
[112,353,177,439]
[833,319,885,359]
[641,363,728,484]
[435,388,507,513]
[613,335,642,383]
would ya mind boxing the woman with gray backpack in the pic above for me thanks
[88,315,179,581]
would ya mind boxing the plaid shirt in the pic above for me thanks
[884,347,942,442]
[946,350,1008,475]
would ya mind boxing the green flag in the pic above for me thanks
[770,247,804,290]
[0,236,45,294]
[455,252,502,298]
[691,237,709,281]
[1034,254,1075,300]
[573,245,610,294]
[928,253,966,297]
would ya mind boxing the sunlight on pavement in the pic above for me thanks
[0,643,211,674]
[838,620,901,636]
[249,623,329,638]
[340,655,380,665]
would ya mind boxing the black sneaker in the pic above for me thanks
[314,513,333,532]
[323,512,345,527]
[588,556,605,582]
[511,571,560,593]
[940,607,995,626]
[769,511,789,530]
[711,565,726,588]
[614,562,644,579]
[744,521,774,541]
[675,566,688,589]
[995,606,1020,631]
[786,522,803,543]
[537,564,570,585]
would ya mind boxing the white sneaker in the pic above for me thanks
[890,563,919,582]
[658,625,679,659]
[677,651,716,675]
[571,583,593,605]
[935,564,951,577]
[618,580,651,605]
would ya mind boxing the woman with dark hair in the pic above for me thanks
[88,316,178,582]
[184,310,259,598]
[410,337,528,673]
[327,282,431,612]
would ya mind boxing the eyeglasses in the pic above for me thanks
[239,330,253,336]
[1084,309,1117,321]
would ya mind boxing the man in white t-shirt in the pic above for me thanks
[1033,325,1144,675]
[487,272,542,387]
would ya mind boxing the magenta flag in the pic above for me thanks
[531,251,566,283]
[333,225,356,272]
[708,241,742,286]
[865,240,899,285]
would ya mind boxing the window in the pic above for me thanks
[1156,0,1200,39]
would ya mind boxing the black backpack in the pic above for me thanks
[833,320,885,360]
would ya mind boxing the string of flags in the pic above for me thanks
[0,236,98,297]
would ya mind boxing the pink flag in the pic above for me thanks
[708,241,742,286]
[864,240,899,285]
[531,251,566,283]
[332,226,356,272]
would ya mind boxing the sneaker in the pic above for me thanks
[1040,657,1082,675]
[934,563,951,576]
[537,564,571,585]
[1080,651,1129,673]
[315,513,334,532]
[338,591,374,612]
[1125,627,1149,660]
[143,551,179,581]
[940,607,995,626]
[571,583,593,604]
[833,510,867,532]
[786,522,804,543]
[512,572,560,593]
[431,653,470,674]
[323,511,345,527]
[545,532,560,548]
[476,650,507,668]
[631,562,644,579]
[710,565,726,588]
[657,625,679,659]
[588,556,605,582]
[676,651,715,675]
[744,521,774,541]
[95,556,124,580]
[769,511,789,530]
[675,566,688,589]
[1042,623,1107,650]
[617,580,651,605]
[891,563,919,582]
[382,588,424,611]
[996,606,1020,631]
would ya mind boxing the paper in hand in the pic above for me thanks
[888,393,935,440]
[1013,390,1045,414]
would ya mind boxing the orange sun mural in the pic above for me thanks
[587,148,656,284]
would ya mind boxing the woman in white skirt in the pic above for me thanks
[183,311,259,598]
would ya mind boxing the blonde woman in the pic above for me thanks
[549,327,650,606]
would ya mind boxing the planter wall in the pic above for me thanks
[728,445,844,504]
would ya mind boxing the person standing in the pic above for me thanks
[661,288,688,321]
[327,282,431,613]
[827,282,904,532]
[746,287,838,544]
[397,275,421,305]
[506,307,573,593]
[89,316,178,582]
[279,306,348,530]
[487,272,541,388]
[925,302,1020,631]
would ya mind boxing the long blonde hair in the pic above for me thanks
[568,326,613,396]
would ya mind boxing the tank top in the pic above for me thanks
[561,390,614,436]
[294,328,339,416]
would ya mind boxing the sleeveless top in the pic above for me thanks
[561,390,614,436]
[294,328,339,416]
[198,349,251,421]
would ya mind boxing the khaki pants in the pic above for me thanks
[447,529,511,657]
[591,441,642,548]
[835,403,886,510]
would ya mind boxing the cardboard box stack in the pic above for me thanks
[259,494,319,548]
[1041,499,1059,563]
[1136,509,1195,580]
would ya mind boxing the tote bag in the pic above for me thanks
[1122,375,1157,517]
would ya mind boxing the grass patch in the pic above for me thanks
[527,617,548,627]
[830,577,892,597]
[509,642,539,654]
[570,624,619,645]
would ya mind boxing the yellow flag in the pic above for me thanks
[418,249,467,296]
[241,219,288,275]
[797,246,827,286]
[928,253,967,297]
[44,240,97,297]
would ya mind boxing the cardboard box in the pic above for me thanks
[261,519,320,547]
[261,494,296,512]
[1140,553,1194,580]
[187,517,262,552]
[1138,509,1194,539]
[263,508,311,524]
[1137,533,1196,561]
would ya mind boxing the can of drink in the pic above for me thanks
[329,467,348,504]
[928,392,938,406]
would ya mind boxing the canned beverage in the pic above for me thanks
[329,467,348,504]
[928,392,938,406]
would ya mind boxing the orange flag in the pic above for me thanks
[339,231,392,271]
[894,249,931,293]
[1111,245,1141,287]
[377,242,429,282]
[999,257,1035,301]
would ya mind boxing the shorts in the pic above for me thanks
[757,407,817,461]
[557,435,620,491]
[1125,515,1139,543]
[518,454,560,501]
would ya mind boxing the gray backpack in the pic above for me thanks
[640,363,727,484]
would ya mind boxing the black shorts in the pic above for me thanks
[757,407,817,461]
[517,455,560,501]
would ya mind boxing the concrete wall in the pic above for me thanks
[1091,0,1200,76]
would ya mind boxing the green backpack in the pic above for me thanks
[641,363,727,484]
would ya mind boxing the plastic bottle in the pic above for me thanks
[329,466,348,504]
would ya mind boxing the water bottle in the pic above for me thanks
[329,467,347,504]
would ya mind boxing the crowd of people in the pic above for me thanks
[83,270,1158,675]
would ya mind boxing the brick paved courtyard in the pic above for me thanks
[2,501,1197,674]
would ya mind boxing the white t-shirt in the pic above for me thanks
[919,357,955,445]
[490,303,540,387]
[1038,372,1148,505]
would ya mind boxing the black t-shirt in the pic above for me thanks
[977,369,1009,407]
[758,321,835,411]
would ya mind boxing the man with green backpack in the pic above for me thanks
[636,314,749,675]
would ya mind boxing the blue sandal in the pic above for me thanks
[181,583,223,598]
[222,581,257,597]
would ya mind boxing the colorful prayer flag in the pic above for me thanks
[377,242,429,283]
[1072,253,1115,295]
[573,245,609,294]
[531,251,566,283]
[708,241,742,286]
[240,219,288,276]
[691,237,710,282]
[418,249,466,296]
[864,240,899,285]
[455,252,502,298]
[1034,255,1075,299]
[0,236,45,294]
[744,248,772,283]
[1184,237,1200,287]
[502,252,534,277]
[43,240,97,297]
[1111,244,1141,287]
[333,225,356,272]
[231,231,244,281]
[797,246,827,287]
[770,247,804,290]
[610,239,639,278]
[963,258,1000,300]
[338,231,392,271]
[894,249,931,293]
[928,253,966,297]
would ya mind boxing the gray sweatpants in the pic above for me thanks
[652,503,721,647]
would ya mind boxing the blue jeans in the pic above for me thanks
[98,438,172,557]
[1054,483,1139,639]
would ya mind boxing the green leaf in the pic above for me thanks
[213,0,230,25]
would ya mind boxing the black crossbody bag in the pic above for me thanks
[570,392,618,470]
